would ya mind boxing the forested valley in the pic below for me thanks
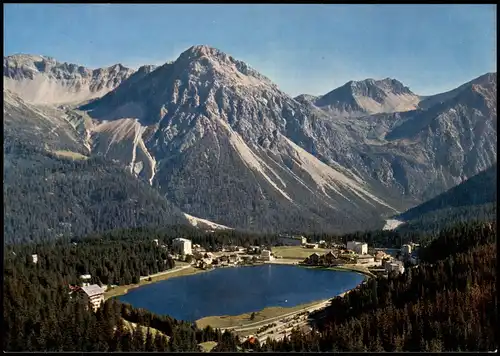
[3,220,496,352]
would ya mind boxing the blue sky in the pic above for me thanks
[4,4,496,97]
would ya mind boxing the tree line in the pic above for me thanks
[4,220,496,352]
[252,221,497,352]
[3,234,241,352]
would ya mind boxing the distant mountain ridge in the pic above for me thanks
[307,78,421,117]
[3,54,135,105]
[3,45,497,235]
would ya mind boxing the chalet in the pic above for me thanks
[324,251,338,265]
[305,243,318,249]
[153,239,159,246]
[307,252,321,265]
[31,254,38,264]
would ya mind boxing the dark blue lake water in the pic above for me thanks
[118,264,365,322]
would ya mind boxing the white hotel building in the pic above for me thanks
[172,238,192,256]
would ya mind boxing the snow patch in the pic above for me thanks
[382,219,405,231]
[183,213,233,230]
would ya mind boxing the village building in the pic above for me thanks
[260,250,274,261]
[228,254,240,264]
[323,251,338,265]
[79,274,92,287]
[80,285,105,311]
[346,241,368,255]
[306,252,321,265]
[31,254,38,264]
[247,246,261,254]
[318,240,328,248]
[374,250,390,261]
[172,238,192,256]
[357,254,375,264]
[385,260,405,274]
[305,243,318,249]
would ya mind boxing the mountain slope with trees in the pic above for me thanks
[3,140,188,244]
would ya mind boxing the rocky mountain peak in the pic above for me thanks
[173,45,275,88]
[313,77,420,117]
[347,77,414,99]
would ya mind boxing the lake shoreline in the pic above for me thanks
[104,264,210,300]
[105,261,267,300]
[111,263,365,331]
[194,265,367,330]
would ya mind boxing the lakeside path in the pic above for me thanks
[228,299,331,333]
[104,263,207,300]
[197,264,369,333]
[139,265,191,281]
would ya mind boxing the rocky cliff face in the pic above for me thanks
[78,45,398,233]
[3,46,497,233]
[3,54,135,105]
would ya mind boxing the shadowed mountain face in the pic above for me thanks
[3,45,497,235]
[398,164,497,222]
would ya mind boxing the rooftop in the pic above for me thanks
[81,284,104,297]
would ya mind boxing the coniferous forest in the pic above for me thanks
[3,220,497,352]
[256,221,498,352]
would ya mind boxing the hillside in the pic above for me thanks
[260,221,497,352]
[397,164,497,223]
[3,46,497,234]
[3,141,188,244]
[3,236,238,352]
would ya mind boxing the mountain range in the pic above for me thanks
[3,45,497,240]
